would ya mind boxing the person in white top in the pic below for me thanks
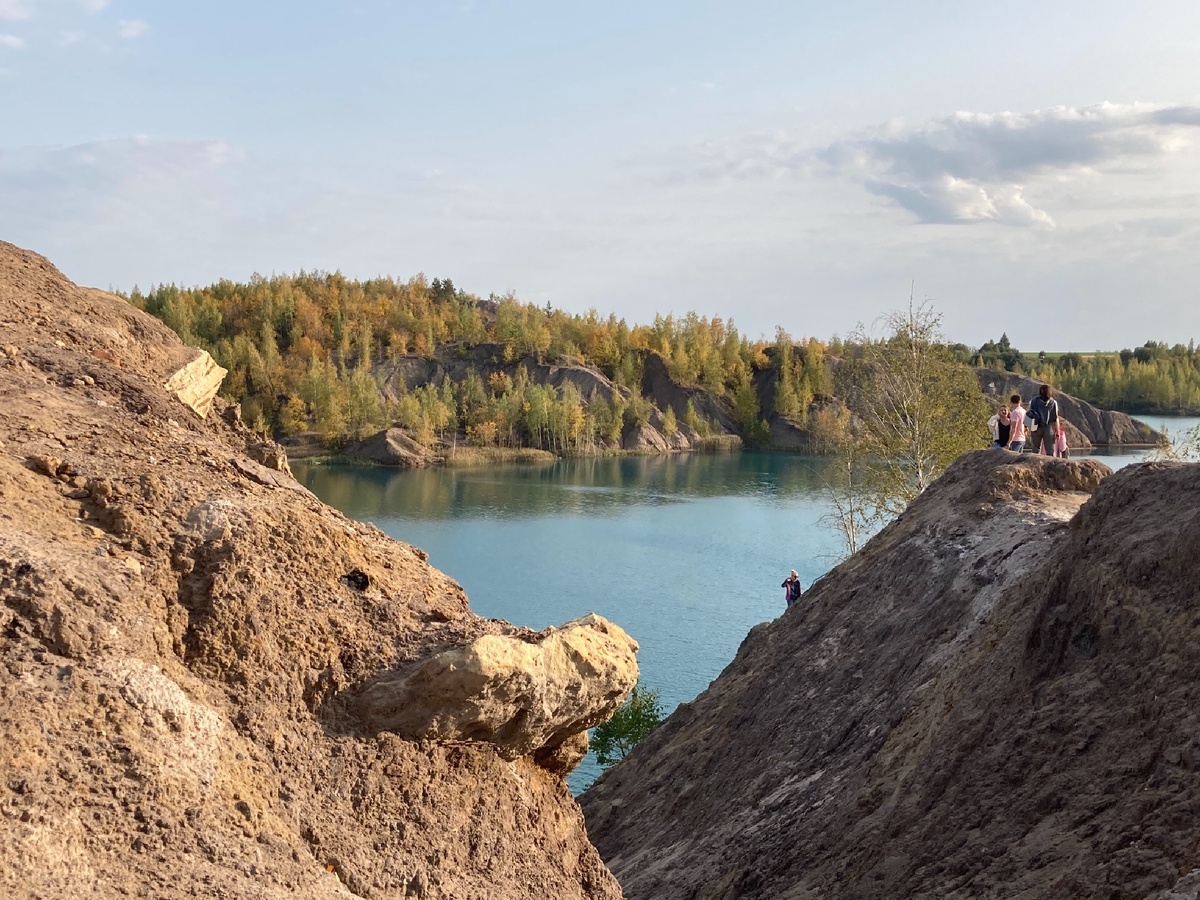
[1008,393,1027,452]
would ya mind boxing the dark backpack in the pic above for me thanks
[1031,398,1056,427]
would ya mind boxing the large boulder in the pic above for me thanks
[356,614,640,773]
[163,349,227,419]
[621,422,671,452]
[340,427,434,467]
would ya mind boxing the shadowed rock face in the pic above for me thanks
[582,450,1200,900]
[0,241,627,900]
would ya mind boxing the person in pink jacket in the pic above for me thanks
[1054,423,1070,458]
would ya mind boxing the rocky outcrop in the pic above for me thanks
[163,349,227,418]
[0,241,627,900]
[341,427,434,467]
[621,422,672,452]
[377,347,729,455]
[357,614,639,773]
[640,352,738,435]
[378,345,626,409]
[582,451,1200,899]
[979,368,1162,446]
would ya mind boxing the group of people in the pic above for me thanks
[782,384,1073,609]
[988,384,1070,458]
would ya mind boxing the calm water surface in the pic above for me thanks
[294,415,1192,792]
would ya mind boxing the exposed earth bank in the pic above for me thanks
[582,450,1200,899]
[0,241,637,899]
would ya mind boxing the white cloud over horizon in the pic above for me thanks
[0,0,111,17]
[687,103,1200,230]
[115,17,144,38]
[0,1,142,53]
[2,99,1199,351]
[818,104,1200,226]
[4,4,1200,351]
[0,0,28,21]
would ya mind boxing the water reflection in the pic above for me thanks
[294,453,842,521]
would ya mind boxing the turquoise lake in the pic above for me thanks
[293,415,1197,792]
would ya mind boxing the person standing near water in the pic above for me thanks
[1028,384,1060,456]
[1008,394,1027,451]
[782,570,803,607]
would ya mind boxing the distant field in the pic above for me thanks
[1033,351,1118,359]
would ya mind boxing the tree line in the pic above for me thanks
[973,334,1200,415]
[128,271,1195,457]
[127,272,835,449]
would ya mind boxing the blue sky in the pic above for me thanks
[3,1,1200,349]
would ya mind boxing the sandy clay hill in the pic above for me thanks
[0,240,641,899]
[583,451,1200,899]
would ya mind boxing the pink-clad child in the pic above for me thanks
[1054,424,1070,458]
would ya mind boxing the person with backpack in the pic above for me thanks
[1028,384,1060,456]
[781,570,803,608]
[1008,393,1027,451]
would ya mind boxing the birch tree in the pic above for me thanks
[829,299,988,551]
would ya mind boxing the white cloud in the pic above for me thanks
[682,103,1200,230]
[863,177,1055,228]
[816,103,1200,227]
[0,0,109,18]
[0,138,245,217]
[0,32,22,47]
[0,0,30,22]
[116,18,147,39]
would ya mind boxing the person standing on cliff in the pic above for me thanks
[782,570,803,607]
[988,405,1012,449]
[1028,384,1060,456]
[1008,393,1027,452]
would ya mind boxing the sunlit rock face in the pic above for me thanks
[357,614,640,772]
[0,240,625,900]
[164,349,227,418]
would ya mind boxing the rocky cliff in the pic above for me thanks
[582,451,1200,899]
[370,345,739,460]
[0,241,637,900]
